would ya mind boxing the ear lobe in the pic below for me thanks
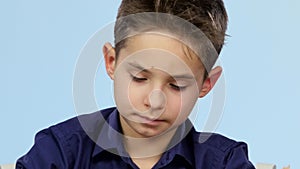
[199,66,222,98]
[103,43,116,80]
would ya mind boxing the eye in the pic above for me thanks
[130,74,147,82]
[169,83,186,91]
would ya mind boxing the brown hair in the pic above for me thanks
[115,0,227,52]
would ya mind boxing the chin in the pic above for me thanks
[134,128,163,138]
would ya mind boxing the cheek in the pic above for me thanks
[128,84,145,110]
[114,74,134,112]
[170,88,199,123]
[165,92,182,118]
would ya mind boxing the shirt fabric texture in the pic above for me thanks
[16,107,255,169]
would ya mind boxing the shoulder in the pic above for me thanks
[193,132,243,153]
[189,130,255,168]
[34,107,115,144]
[16,107,116,169]
[48,107,115,140]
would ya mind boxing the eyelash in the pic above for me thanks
[131,75,147,82]
[169,83,186,91]
[130,74,186,91]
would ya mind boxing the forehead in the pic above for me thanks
[118,33,205,78]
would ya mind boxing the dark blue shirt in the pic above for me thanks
[16,107,255,169]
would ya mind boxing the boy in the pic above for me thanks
[16,0,255,168]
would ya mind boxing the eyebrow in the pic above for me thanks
[172,74,194,80]
[127,62,194,80]
[128,62,150,73]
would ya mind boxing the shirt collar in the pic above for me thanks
[164,120,194,166]
[92,109,127,158]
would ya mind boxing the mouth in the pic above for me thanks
[133,114,165,126]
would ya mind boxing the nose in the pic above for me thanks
[146,89,166,110]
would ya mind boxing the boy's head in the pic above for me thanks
[103,0,228,140]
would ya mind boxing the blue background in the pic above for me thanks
[1,0,299,168]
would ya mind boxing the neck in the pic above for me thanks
[123,127,177,158]
[123,128,177,169]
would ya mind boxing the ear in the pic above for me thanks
[103,43,116,80]
[199,66,222,98]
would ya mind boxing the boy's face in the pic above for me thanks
[104,33,220,138]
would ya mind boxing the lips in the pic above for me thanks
[133,114,165,125]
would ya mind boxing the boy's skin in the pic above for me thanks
[103,32,222,169]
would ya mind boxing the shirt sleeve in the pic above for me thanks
[16,128,70,169]
[223,142,255,169]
